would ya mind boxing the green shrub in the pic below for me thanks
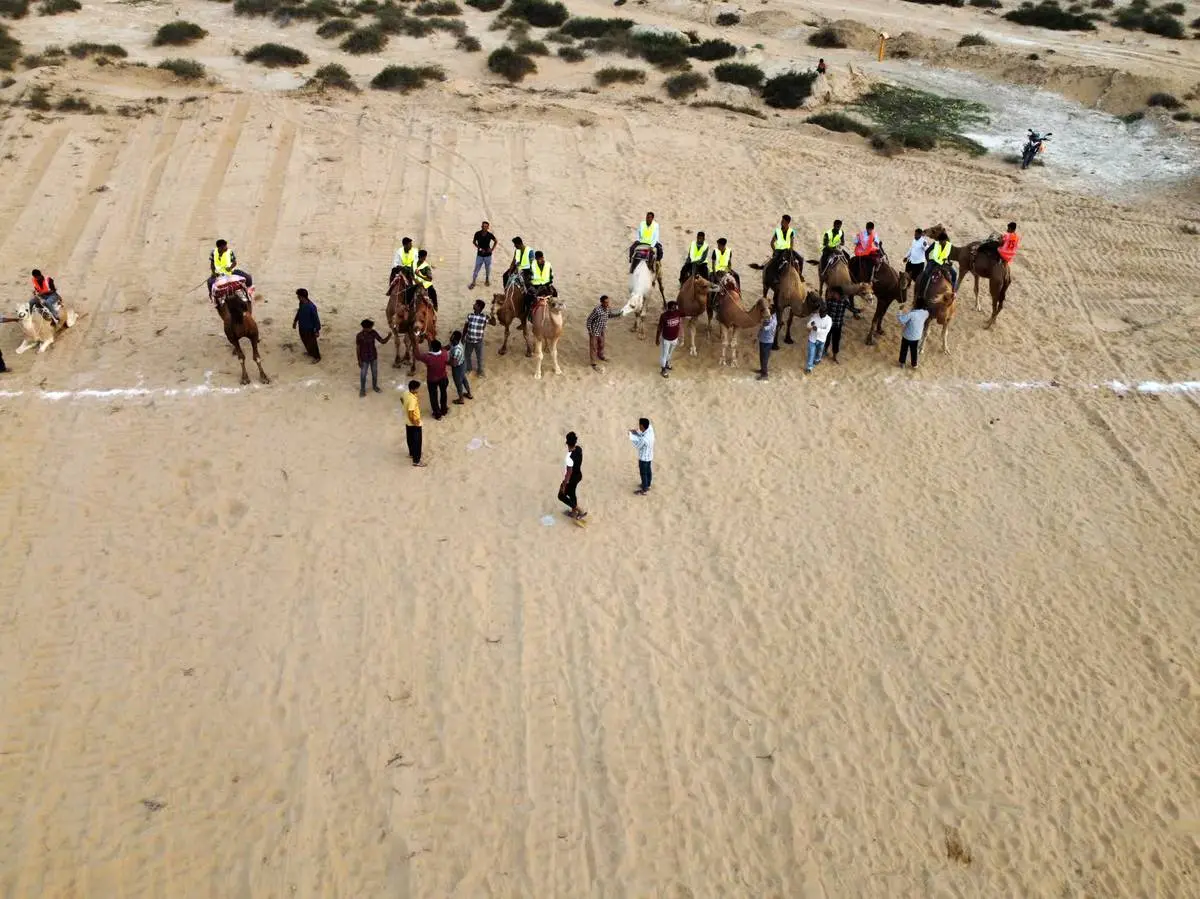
[157,57,206,80]
[557,15,632,38]
[715,11,739,25]
[233,0,277,15]
[807,26,846,48]
[856,83,989,153]
[502,0,568,28]
[958,32,990,46]
[0,0,29,19]
[456,34,482,51]
[557,44,585,61]
[900,0,963,5]
[0,24,19,70]
[1171,110,1192,121]
[1113,5,1185,37]
[1159,1,1184,14]
[426,15,466,34]
[1090,0,1113,7]
[805,111,873,135]
[153,20,208,46]
[969,0,1003,7]
[487,45,536,81]
[1004,1,1096,30]
[68,42,128,59]
[56,94,97,112]
[690,99,764,118]
[628,30,690,69]
[26,84,50,109]
[355,0,380,9]
[244,43,310,67]
[687,37,737,60]
[317,17,356,37]
[414,0,459,13]
[376,6,432,35]
[762,70,817,108]
[515,37,549,54]
[712,61,763,88]
[663,70,706,99]
[1147,91,1181,108]
[341,24,387,52]
[308,61,357,89]
[594,65,644,85]
[280,0,342,21]
[1192,14,1200,28]
[464,0,503,8]
[1120,110,1145,123]
[37,0,80,14]
[370,63,445,90]
[545,30,574,42]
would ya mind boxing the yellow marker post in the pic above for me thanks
[878,32,889,62]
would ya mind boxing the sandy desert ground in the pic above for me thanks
[0,0,1198,896]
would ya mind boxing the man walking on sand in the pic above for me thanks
[292,288,321,362]
[629,417,655,496]
[402,379,425,467]
[468,220,497,289]
[586,295,611,368]
[463,299,488,376]
[655,300,683,378]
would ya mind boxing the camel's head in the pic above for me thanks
[14,303,30,321]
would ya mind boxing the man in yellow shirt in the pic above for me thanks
[402,379,426,467]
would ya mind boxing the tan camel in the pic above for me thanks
[864,261,913,346]
[14,300,79,354]
[675,275,717,356]
[714,278,769,367]
[217,292,270,385]
[919,268,957,355]
[819,253,883,304]
[528,290,564,379]
[771,262,850,349]
[488,276,532,357]
[386,280,438,375]
[950,240,1013,328]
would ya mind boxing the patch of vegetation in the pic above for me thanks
[68,42,128,59]
[244,43,310,67]
[712,61,763,88]
[807,26,846,48]
[26,84,50,109]
[414,0,459,11]
[1090,0,1113,7]
[855,83,989,154]
[38,0,80,14]
[233,0,276,15]
[21,51,59,67]
[514,38,549,55]
[426,15,466,34]
[56,94,100,112]
[761,70,817,109]
[958,32,991,46]
[690,99,765,118]
[557,44,586,61]
[1120,110,1145,123]
[502,0,568,28]
[1158,1,1184,13]
[627,30,691,69]
[1004,1,1096,30]
[341,24,387,52]
[715,11,739,25]
[1171,110,1192,121]
[594,65,644,85]
[456,34,482,51]
[969,0,1003,7]
[464,0,503,9]
[1113,4,1185,38]
[1192,14,1200,28]
[663,70,706,99]
[1,74,15,86]
[0,23,19,70]
[901,0,963,5]
[0,0,29,19]
[308,61,357,89]
[370,63,445,90]
[487,45,536,81]
[557,15,632,38]
[1147,91,1181,108]
[805,111,873,136]
[317,17,356,37]
[158,57,206,80]
[153,20,208,46]
[545,30,574,42]
[376,6,432,36]
[687,37,737,60]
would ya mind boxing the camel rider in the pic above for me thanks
[628,212,662,274]
[980,221,1020,266]
[411,249,438,310]
[710,238,741,291]
[30,269,62,325]
[927,232,956,291]
[904,227,931,283]
[208,240,252,296]
[764,214,801,297]
[679,231,710,284]
[527,251,554,318]
[820,219,846,272]
[852,222,882,282]
[504,236,533,290]
[390,237,419,289]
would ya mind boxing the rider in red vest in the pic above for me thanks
[852,222,882,281]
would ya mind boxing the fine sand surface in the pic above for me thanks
[2,1,1200,896]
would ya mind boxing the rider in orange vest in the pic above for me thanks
[30,269,62,325]
[980,222,1020,265]
[852,222,882,281]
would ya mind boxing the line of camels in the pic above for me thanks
[207,223,1012,384]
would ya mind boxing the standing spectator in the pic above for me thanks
[586,295,611,368]
[905,227,930,284]
[448,330,473,405]
[756,308,777,381]
[823,285,852,364]
[897,297,931,369]
[416,338,451,419]
[292,288,321,362]
[402,379,425,467]
[655,300,683,378]
[468,220,498,289]
[805,304,833,373]
[463,299,488,377]
[558,431,586,520]
[629,417,655,496]
[356,318,390,397]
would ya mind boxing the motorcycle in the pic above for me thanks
[1020,129,1051,169]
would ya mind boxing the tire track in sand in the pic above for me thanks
[0,123,69,254]
[183,96,252,247]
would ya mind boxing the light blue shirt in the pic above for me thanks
[758,312,778,345]
[629,426,655,462]
[898,308,930,341]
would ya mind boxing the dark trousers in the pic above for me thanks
[905,260,925,283]
[0,347,7,372]
[900,338,920,368]
[428,377,448,417]
[679,262,709,284]
[558,476,580,510]
[299,329,320,360]
[451,364,470,399]
[638,460,652,491]
[758,340,771,376]
[359,358,379,392]
[406,425,422,463]
[827,323,843,357]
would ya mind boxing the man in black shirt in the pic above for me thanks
[469,221,498,289]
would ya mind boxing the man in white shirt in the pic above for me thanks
[628,212,662,273]
[904,228,931,283]
[629,417,656,495]
[805,305,833,373]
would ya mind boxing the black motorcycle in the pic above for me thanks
[1021,129,1051,169]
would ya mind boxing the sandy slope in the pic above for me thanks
[1,2,1199,896]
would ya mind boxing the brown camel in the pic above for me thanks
[950,240,1013,328]
[217,292,270,385]
[675,275,718,356]
[528,289,564,379]
[819,253,883,303]
[386,280,438,375]
[488,276,533,357]
[770,262,824,350]
[864,260,913,346]
[714,280,769,367]
[919,267,957,356]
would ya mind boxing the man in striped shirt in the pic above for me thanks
[462,299,488,376]
[586,295,611,367]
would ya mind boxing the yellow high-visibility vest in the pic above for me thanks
[638,222,656,244]
[513,246,532,270]
[930,241,952,265]
[688,241,709,263]
[399,247,418,268]
[530,259,552,286]
[773,227,795,251]
[414,262,433,288]
[822,228,844,249]
[212,248,234,275]
[712,248,732,271]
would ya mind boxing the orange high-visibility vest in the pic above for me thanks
[854,231,876,256]
[31,274,54,296]
[998,232,1020,263]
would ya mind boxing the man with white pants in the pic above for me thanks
[655,300,683,378]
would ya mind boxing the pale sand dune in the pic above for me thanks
[1,2,1199,896]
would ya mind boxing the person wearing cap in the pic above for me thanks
[208,239,252,296]
[503,236,533,291]
[356,318,390,397]
[585,295,611,368]
[709,238,740,290]
[389,237,419,291]
[292,288,321,362]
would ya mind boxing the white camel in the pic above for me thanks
[15,301,78,354]
[617,250,665,338]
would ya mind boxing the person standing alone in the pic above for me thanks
[403,379,425,467]
[356,318,390,397]
[292,288,321,362]
[629,417,655,496]
[558,432,586,520]
[586,295,611,368]
[655,300,683,378]
[468,220,497,290]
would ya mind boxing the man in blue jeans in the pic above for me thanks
[468,221,497,290]
[462,299,488,377]
[756,309,778,381]
[629,417,656,496]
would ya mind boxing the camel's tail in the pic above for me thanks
[999,270,1013,305]
[748,262,766,271]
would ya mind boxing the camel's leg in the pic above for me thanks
[233,340,250,385]
[37,337,53,353]
[730,329,739,368]
[522,319,534,358]
[781,308,795,347]
[15,338,36,355]
[973,271,982,313]
[407,333,417,376]
[392,328,404,368]
[533,338,544,380]
[551,337,561,375]
[688,318,698,356]
[942,319,952,355]
[251,337,271,384]
[499,323,510,356]
[719,326,729,366]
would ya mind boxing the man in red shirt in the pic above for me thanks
[655,300,684,378]
[416,338,451,420]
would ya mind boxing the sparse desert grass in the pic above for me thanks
[712,61,763,88]
[663,70,707,99]
[308,62,357,89]
[244,43,310,67]
[153,20,208,47]
[158,57,206,80]
[370,63,445,91]
[594,65,644,86]
[487,45,537,82]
